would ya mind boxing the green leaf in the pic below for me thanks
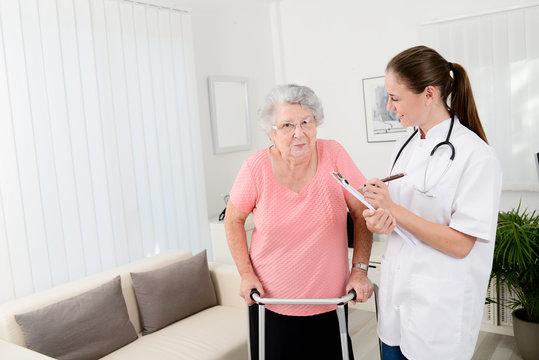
[490,201,539,322]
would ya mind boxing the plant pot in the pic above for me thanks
[512,309,539,360]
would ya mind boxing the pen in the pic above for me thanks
[358,172,406,190]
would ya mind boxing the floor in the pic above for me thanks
[348,308,523,360]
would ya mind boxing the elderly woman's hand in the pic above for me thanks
[240,271,265,306]
[363,208,396,235]
[346,271,374,303]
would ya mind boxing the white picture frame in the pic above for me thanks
[208,76,251,154]
[362,76,411,142]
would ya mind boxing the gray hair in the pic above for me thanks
[258,84,324,135]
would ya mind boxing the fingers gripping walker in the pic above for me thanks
[249,289,357,360]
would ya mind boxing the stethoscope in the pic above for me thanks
[390,114,456,197]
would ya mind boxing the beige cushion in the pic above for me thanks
[14,276,137,360]
[0,339,55,359]
[101,305,248,360]
[130,250,217,335]
[208,262,244,309]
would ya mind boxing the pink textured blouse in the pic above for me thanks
[230,139,365,316]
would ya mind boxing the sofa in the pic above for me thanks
[0,250,248,360]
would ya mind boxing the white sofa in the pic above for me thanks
[0,250,248,360]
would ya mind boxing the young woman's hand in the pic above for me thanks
[363,178,394,210]
[362,208,396,235]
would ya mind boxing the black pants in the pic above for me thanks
[248,304,355,360]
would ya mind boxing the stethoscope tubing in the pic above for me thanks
[390,114,456,195]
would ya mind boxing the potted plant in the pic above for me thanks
[489,203,539,360]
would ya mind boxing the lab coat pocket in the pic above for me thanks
[406,274,463,350]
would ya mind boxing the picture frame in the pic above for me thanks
[208,76,251,154]
[362,76,410,142]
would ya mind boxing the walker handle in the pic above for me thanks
[249,289,357,305]
[250,289,261,302]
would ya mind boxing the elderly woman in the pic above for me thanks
[225,84,373,359]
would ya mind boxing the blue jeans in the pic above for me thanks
[381,342,408,360]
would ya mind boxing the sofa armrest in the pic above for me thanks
[0,339,55,359]
[208,262,245,309]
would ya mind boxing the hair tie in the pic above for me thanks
[448,62,454,71]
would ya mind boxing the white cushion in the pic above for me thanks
[0,339,55,359]
[101,306,248,360]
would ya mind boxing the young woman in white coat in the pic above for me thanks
[362,46,502,360]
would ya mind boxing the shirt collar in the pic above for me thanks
[424,116,460,140]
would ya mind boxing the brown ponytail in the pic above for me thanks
[386,46,488,143]
[449,63,487,143]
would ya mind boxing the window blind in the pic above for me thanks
[0,0,209,302]
[421,5,539,190]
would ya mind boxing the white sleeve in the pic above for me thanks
[449,148,502,242]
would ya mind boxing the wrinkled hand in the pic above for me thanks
[240,271,264,306]
[346,271,374,304]
[363,208,396,235]
[363,178,393,210]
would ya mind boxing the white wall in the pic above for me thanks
[270,0,539,211]
[180,0,539,216]
[187,2,276,218]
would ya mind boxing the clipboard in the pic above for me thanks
[332,171,416,246]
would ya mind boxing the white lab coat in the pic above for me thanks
[377,118,502,360]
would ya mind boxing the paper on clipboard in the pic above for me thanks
[332,171,416,246]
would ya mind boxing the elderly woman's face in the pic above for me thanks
[271,103,317,159]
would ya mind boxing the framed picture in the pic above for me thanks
[362,76,410,142]
[208,76,251,154]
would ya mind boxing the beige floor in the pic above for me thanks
[348,308,523,360]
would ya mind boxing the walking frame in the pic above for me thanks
[249,289,357,360]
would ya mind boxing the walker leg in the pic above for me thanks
[336,304,350,360]
[374,284,382,360]
[258,304,265,360]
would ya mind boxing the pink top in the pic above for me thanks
[230,139,365,316]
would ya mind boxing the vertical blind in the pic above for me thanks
[0,0,209,303]
[421,5,539,190]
